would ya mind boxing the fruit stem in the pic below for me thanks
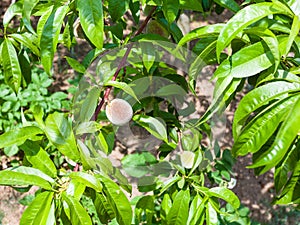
[92,6,157,121]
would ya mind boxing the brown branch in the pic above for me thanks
[92,6,157,121]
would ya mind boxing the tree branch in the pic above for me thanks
[92,6,157,121]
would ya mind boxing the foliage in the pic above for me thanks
[0,0,300,224]
[0,68,70,157]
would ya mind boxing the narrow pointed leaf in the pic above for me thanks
[213,0,240,13]
[108,0,129,22]
[166,190,190,225]
[70,172,103,192]
[93,192,116,224]
[20,191,54,225]
[45,112,80,161]
[9,33,40,56]
[275,162,300,204]
[77,0,104,49]
[208,187,240,208]
[233,96,297,156]
[0,169,53,190]
[233,81,300,139]
[2,38,22,92]
[104,80,139,102]
[163,0,179,24]
[206,201,218,225]
[214,41,274,79]
[284,15,300,56]
[244,27,280,72]
[250,96,300,173]
[178,24,224,46]
[133,115,168,142]
[22,0,39,33]
[3,2,22,29]
[98,175,132,225]
[21,141,57,178]
[216,1,292,60]
[63,193,93,225]
[0,126,43,148]
[40,5,69,74]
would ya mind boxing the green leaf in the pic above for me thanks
[20,191,54,225]
[250,95,300,174]
[3,145,19,157]
[9,33,40,56]
[163,0,179,24]
[244,27,280,72]
[216,1,292,60]
[178,24,224,46]
[0,168,53,190]
[0,126,43,148]
[108,0,129,21]
[233,96,297,156]
[189,40,217,80]
[275,162,300,204]
[161,194,172,223]
[288,0,300,15]
[98,175,132,225]
[70,172,103,192]
[66,180,86,201]
[159,176,182,195]
[167,190,190,225]
[21,141,57,178]
[22,0,39,33]
[121,153,148,178]
[213,41,274,79]
[135,196,155,222]
[2,38,22,92]
[133,115,168,142]
[206,201,218,225]
[104,80,139,102]
[208,187,240,209]
[284,15,300,56]
[213,0,240,13]
[179,0,203,11]
[77,0,104,49]
[37,6,53,43]
[197,76,242,125]
[274,144,300,192]
[11,166,55,184]
[141,42,156,72]
[46,201,56,225]
[3,1,22,29]
[78,87,100,122]
[188,194,205,225]
[233,81,300,139]
[156,83,187,97]
[65,56,86,73]
[63,193,93,225]
[75,121,102,135]
[92,192,116,224]
[40,5,69,74]
[45,112,80,161]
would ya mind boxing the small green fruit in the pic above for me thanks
[106,99,133,126]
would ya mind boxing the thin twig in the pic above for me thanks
[92,6,157,121]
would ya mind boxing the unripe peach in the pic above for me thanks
[180,151,195,169]
[105,99,133,126]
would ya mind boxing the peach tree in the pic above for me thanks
[0,0,299,224]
